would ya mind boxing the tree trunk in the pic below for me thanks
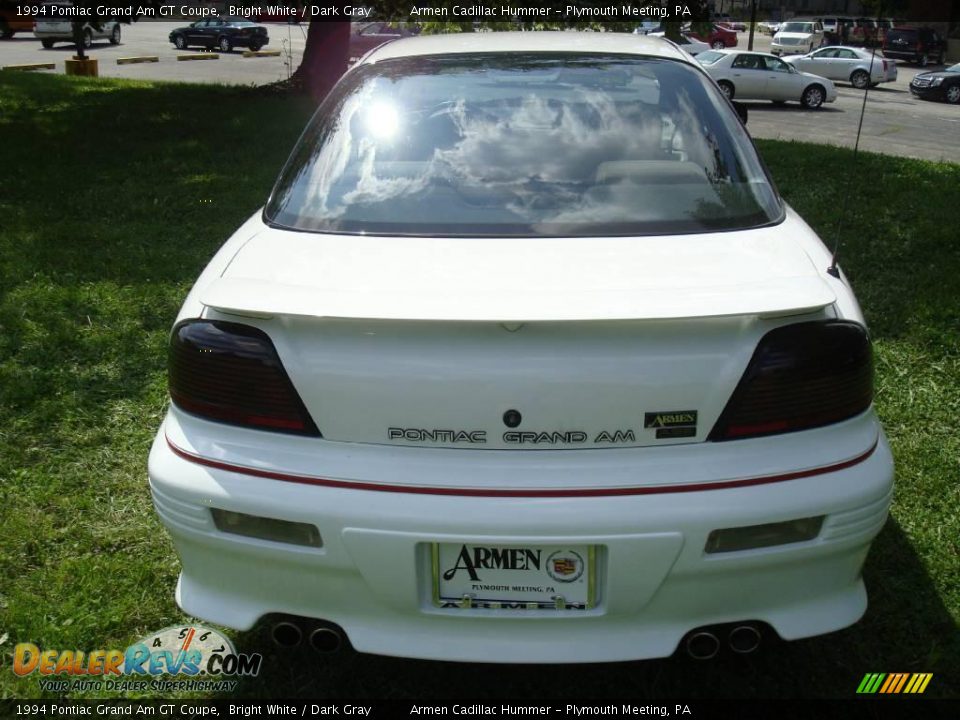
[292,21,351,101]
[73,21,85,60]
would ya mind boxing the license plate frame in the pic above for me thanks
[431,543,596,610]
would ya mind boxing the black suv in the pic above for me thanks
[882,27,946,66]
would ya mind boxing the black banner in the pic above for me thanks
[2,1,710,23]
[1,700,959,720]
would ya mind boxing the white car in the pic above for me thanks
[649,30,711,56]
[772,20,825,55]
[784,46,898,88]
[33,2,121,49]
[698,49,838,108]
[149,31,893,664]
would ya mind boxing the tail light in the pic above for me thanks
[709,321,872,441]
[169,320,320,435]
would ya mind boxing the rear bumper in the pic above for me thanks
[148,410,894,663]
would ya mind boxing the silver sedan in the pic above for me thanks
[784,46,898,89]
[697,50,838,109]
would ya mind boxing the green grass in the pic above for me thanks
[0,73,957,700]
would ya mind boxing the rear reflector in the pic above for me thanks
[709,321,872,441]
[705,516,824,553]
[169,320,320,435]
[211,508,322,548]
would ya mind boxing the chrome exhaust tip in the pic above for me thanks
[271,621,303,648]
[685,630,721,660]
[729,624,762,654]
[309,627,343,654]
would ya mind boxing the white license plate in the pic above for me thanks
[432,543,595,610]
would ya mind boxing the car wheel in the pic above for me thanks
[110,25,121,45]
[718,80,734,100]
[83,28,93,49]
[801,84,825,109]
[41,39,54,49]
[946,85,960,104]
[711,40,725,49]
[249,41,263,52]
[218,36,232,52]
[850,70,870,89]
[174,34,186,50]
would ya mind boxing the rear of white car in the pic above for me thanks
[149,33,893,663]
[33,2,120,48]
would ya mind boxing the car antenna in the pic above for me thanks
[828,10,884,278]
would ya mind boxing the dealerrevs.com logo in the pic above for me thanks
[13,625,261,693]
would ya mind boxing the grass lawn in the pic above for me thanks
[0,73,957,701]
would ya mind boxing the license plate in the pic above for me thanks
[432,543,595,610]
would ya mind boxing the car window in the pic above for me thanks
[764,57,792,73]
[813,48,838,58]
[732,54,761,69]
[781,22,814,33]
[265,54,783,237]
[696,51,724,64]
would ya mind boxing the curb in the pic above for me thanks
[242,50,282,58]
[117,56,159,65]
[177,53,219,61]
[2,62,56,72]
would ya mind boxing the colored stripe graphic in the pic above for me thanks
[857,672,932,694]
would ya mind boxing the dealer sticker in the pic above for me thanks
[433,543,595,610]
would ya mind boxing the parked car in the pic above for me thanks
[690,23,738,50]
[0,1,34,38]
[698,49,837,108]
[882,26,946,67]
[715,15,746,32]
[349,22,419,61]
[772,20,824,55]
[650,30,711,57]
[784,46,897,88]
[633,21,662,35]
[910,63,960,104]
[149,31,892,664]
[757,21,781,35]
[849,17,879,46]
[169,17,269,52]
[33,2,121,49]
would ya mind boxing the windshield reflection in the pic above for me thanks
[266,54,782,237]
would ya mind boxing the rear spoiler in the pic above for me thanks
[200,276,836,322]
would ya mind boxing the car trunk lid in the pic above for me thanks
[199,226,834,449]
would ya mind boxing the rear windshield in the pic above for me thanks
[696,51,725,64]
[265,53,783,237]
[888,29,917,41]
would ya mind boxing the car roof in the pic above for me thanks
[361,31,690,66]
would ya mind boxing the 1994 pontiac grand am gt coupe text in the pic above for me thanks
[148,32,894,663]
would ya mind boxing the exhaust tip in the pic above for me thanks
[271,621,303,648]
[309,627,343,654]
[685,631,720,660]
[729,624,762,654]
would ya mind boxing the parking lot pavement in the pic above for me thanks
[0,21,306,86]
[1,24,957,163]
[734,32,960,164]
